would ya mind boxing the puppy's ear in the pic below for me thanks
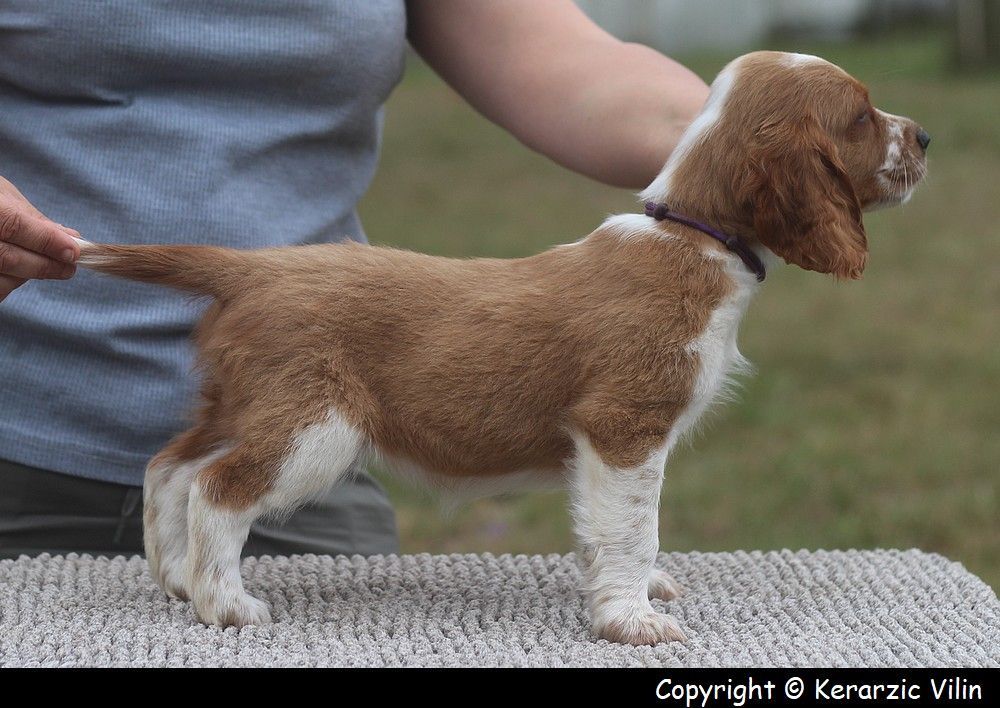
[743,116,867,279]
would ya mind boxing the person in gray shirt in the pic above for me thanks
[0,1,708,558]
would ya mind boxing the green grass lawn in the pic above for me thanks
[359,29,1000,590]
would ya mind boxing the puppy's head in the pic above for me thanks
[644,51,928,279]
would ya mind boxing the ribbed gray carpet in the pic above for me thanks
[0,549,996,667]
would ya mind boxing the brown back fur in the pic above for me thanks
[83,226,729,503]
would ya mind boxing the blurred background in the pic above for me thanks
[360,0,999,589]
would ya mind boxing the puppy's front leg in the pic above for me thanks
[570,434,686,645]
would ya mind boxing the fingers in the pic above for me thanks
[0,274,27,303]
[0,208,81,265]
[0,240,77,281]
[0,179,83,303]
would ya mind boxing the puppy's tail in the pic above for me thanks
[76,240,253,298]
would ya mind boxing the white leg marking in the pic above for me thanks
[187,483,269,628]
[185,409,365,628]
[570,269,755,641]
[648,568,684,601]
[569,435,686,645]
[144,447,229,600]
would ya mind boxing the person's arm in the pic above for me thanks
[407,0,709,189]
[0,176,80,302]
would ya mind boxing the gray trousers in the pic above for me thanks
[0,457,399,560]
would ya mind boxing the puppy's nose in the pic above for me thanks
[915,127,931,151]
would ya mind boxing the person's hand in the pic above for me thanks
[0,176,81,302]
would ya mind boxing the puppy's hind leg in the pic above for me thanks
[186,409,365,628]
[144,427,227,601]
[569,432,685,646]
[648,568,683,602]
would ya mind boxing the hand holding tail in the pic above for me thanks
[0,175,82,302]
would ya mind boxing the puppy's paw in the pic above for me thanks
[648,568,683,601]
[160,564,191,602]
[194,591,271,629]
[596,609,687,645]
[147,548,191,601]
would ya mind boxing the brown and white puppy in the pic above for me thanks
[76,51,927,645]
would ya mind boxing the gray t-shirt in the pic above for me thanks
[0,1,407,484]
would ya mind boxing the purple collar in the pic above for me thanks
[643,201,765,282]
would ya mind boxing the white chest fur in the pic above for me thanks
[669,261,757,448]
